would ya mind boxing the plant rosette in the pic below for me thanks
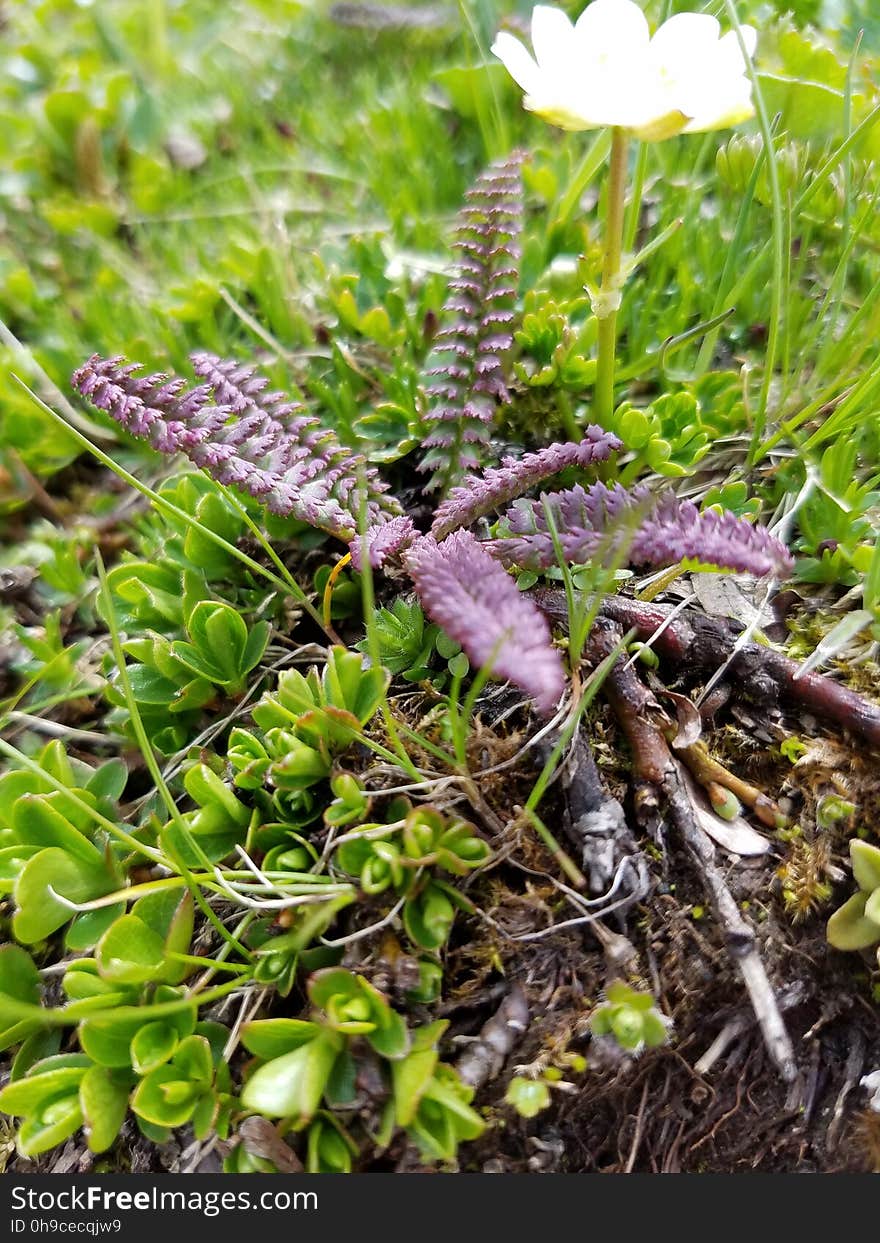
[590,981,671,1054]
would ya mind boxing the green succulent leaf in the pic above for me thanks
[131,889,195,985]
[11,1030,62,1081]
[18,1096,84,1157]
[403,882,456,950]
[65,904,127,952]
[640,1010,670,1049]
[95,915,169,985]
[131,1068,199,1129]
[130,1022,179,1075]
[0,945,44,1052]
[184,764,251,827]
[84,758,129,805]
[13,848,117,944]
[80,1065,130,1154]
[306,1115,356,1173]
[0,844,43,894]
[393,1046,439,1126]
[241,1018,323,1061]
[79,1013,144,1069]
[172,1035,214,1087]
[505,1076,551,1119]
[851,840,880,894]
[12,793,104,867]
[241,1031,343,1121]
[0,1056,91,1116]
[827,891,880,950]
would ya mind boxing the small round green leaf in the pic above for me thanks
[851,840,880,894]
[241,1033,341,1121]
[95,915,168,985]
[130,1022,179,1075]
[80,1065,130,1153]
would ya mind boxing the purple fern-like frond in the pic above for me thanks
[404,531,565,716]
[489,482,794,578]
[630,493,795,577]
[349,515,418,571]
[72,354,400,540]
[190,352,300,417]
[418,153,524,495]
[430,427,622,540]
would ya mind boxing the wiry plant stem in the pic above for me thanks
[594,127,629,430]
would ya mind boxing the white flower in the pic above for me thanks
[491,1,757,141]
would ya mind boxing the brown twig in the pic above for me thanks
[826,1028,866,1153]
[555,727,648,904]
[456,984,531,1091]
[588,620,797,1083]
[675,741,786,828]
[538,589,880,748]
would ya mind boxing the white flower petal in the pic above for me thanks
[682,84,755,133]
[649,13,755,132]
[740,25,758,58]
[524,94,600,131]
[580,70,664,129]
[650,13,721,97]
[631,110,690,142]
[531,4,576,70]
[717,26,757,72]
[574,0,650,58]
[491,31,544,97]
[651,11,721,58]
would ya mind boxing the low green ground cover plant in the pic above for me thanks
[2,0,880,1174]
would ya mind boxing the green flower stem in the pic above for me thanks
[555,390,581,443]
[1,977,248,1029]
[594,127,629,429]
[523,808,586,890]
[165,952,252,975]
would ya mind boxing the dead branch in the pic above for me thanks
[556,727,650,906]
[537,589,880,748]
[826,1028,867,1153]
[588,620,798,1083]
[456,984,531,1091]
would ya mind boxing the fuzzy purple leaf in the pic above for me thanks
[430,427,622,540]
[419,153,524,494]
[349,515,418,571]
[72,353,400,540]
[404,531,565,716]
[631,493,795,577]
[490,482,794,578]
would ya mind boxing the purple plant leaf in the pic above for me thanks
[404,530,565,716]
[419,153,524,494]
[489,482,794,578]
[349,516,419,571]
[72,353,400,540]
[431,427,622,540]
[630,493,795,578]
